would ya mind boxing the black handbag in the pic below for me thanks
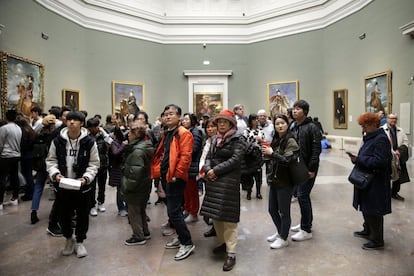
[348,166,374,189]
[289,154,309,185]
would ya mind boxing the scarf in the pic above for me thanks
[216,127,237,148]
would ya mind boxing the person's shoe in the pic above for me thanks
[270,238,289,249]
[90,207,98,216]
[144,234,151,240]
[165,237,181,249]
[21,194,32,201]
[223,255,236,271]
[75,243,88,258]
[47,225,63,237]
[256,193,263,199]
[97,203,106,212]
[247,191,251,200]
[31,211,39,224]
[290,224,301,232]
[184,214,199,223]
[124,237,146,246]
[174,244,195,261]
[213,243,226,255]
[353,230,370,239]
[362,241,384,250]
[392,193,405,201]
[266,232,280,242]
[61,238,75,256]
[162,227,176,236]
[204,227,216,237]
[7,198,18,206]
[119,210,128,217]
[291,230,313,241]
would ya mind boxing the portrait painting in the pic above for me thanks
[193,92,223,119]
[0,51,44,118]
[267,80,298,118]
[62,89,80,111]
[333,89,348,129]
[364,70,392,114]
[112,81,144,119]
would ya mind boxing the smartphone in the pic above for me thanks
[345,151,354,157]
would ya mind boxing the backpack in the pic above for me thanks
[32,141,48,171]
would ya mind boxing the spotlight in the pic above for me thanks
[359,33,366,40]
[41,32,49,40]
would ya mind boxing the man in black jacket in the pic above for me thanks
[289,100,322,242]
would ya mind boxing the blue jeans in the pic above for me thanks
[268,185,293,240]
[297,176,316,233]
[165,178,193,246]
[31,170,48,211]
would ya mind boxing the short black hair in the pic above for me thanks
[293,99,310,116]
[86,118,100,128]
[49,106,61,119]
[6,109,17,122]
[163,104,182,116]
[30,106,42,114]
[134,111,149,123]
[66,111,85,122]
[183,112,198,127]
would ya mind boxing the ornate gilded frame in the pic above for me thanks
[364,70,392,114]
[267,80,299,118]
[0,51,44,118]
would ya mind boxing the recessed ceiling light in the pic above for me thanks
[203,60,210,65]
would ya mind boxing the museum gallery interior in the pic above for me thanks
[0,0,413,275]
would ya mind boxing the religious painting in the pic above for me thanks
[62,89,80,111]
[0,51,44,118]
[112,81,144,120]
[193,92,223,119]
[364,70,392,114]
[333,89,348,129]
[267,80,298,118]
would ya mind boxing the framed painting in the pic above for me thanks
[333,89,348,129]
[193,92,223,119]
[267,80,298,118]
[0,51,44,118]
[112,81,144,117]
[364,70,392,114]
[62,89,80,111]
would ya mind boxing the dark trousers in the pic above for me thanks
[391,180,401,196]
[297,176,316,233]
[20,156,34,197]
[90,167,107,206]
[362,213,384,245]
[128,203,149,239]
[56,188,90,243]
[165,178,193,246]
[268,185,294,240]
[0,157,20,203]
[48,190,60,228]
[241,168,262,194]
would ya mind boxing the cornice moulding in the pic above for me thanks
[35,0,373,44]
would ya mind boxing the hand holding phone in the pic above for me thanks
[346,151,355,157]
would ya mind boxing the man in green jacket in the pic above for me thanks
[121,120,154,245]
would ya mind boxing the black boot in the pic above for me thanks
[256,183,262,199]
[31,210,39,224]
[204,226,216,237]
[247,191,251,200]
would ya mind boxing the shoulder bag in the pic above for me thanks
[348,166,374,189]
[289,154,309,186]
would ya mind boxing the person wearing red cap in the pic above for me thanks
[200,109,247,272]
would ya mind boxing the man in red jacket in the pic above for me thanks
[151,104,195,261]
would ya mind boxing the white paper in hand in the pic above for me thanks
[59,177,81,190]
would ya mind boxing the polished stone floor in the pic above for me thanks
[0,149,413,276]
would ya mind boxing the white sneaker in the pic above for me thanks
[75,243,88,258]
[184,214,199,223]
[174,244,195,261]
[97,203,106,212]
[290,224,301,232]
[165,237,181,249]
[90,207,98,216]
[119,210,128,217]
[266,232,280,242]
[270,238,289,249]
[4,198,18,206]
[162,227,176,236]
[62,238,75,256]
[291,230,313,241]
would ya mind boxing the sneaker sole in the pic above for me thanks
[174,245,195,261]
[124,241,146,246]
[46,228,63,237]
[165,244,180,249]
[291,236,312,241]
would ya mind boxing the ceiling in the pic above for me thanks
[35,0,373,44]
